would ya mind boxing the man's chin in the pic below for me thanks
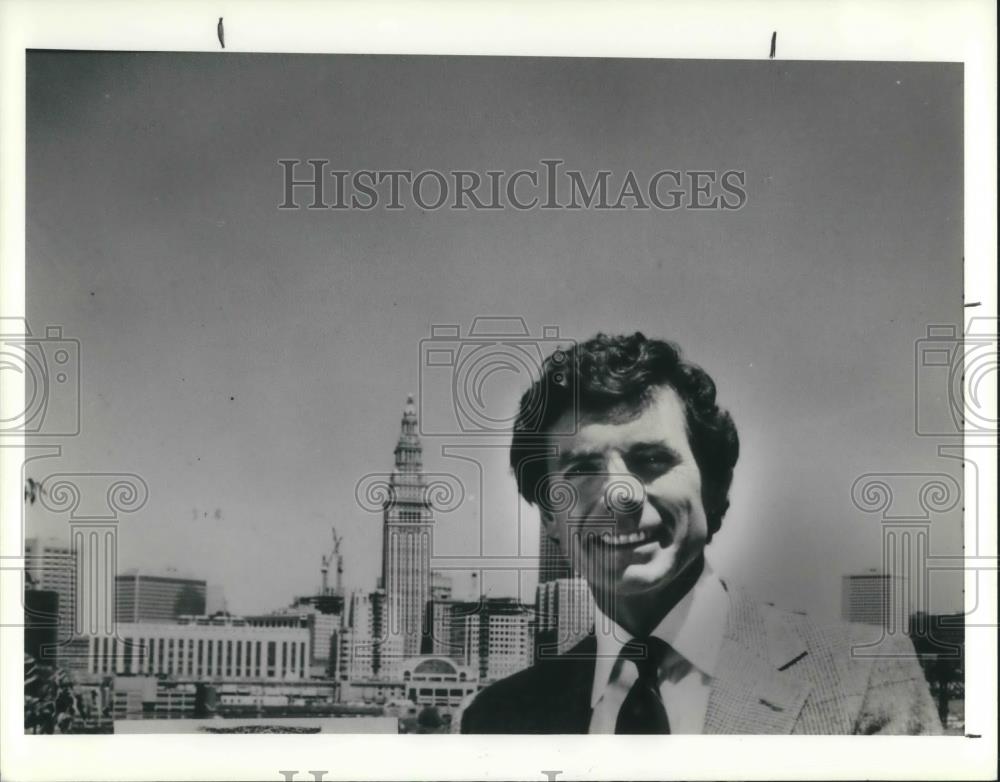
[612,550,700,598]
[615,568,678,597]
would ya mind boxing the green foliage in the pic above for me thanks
[24,654,111,734]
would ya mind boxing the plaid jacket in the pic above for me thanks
[459,585,942,734]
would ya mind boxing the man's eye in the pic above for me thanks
[565,460,600,477]
[628,451,675,475]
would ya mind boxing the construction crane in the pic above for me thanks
[320,527,343,597]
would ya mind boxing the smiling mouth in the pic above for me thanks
[596,525,668,549]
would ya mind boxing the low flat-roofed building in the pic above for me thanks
[88,618,310,680]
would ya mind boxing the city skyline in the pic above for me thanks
[25,382,964,620]
[22,380,964,734]
[24,53,964,622]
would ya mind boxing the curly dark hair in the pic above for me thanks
[510,332,740,539]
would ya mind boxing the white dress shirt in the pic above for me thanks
[588,564,729,734]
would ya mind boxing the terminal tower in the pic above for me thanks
[381,394,434,658]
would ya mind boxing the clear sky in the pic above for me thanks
[26,52,963,621]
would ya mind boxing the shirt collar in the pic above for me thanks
[590,562,729,708]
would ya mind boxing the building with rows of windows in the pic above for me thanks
[115,570,207,623]
[86,616,309,680]
[841,571,905,628]
[25,537,78,660]
[381,395,435,661]
[535,577,595,658]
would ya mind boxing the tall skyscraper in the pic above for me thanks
[115,570,207,623]
[536,520,594,660]
[337,589,402,680]
[422,598,465,660]
[538,531,568,584]
[24,537,77,659]
[381,395,434,658]
[535,577,595,658]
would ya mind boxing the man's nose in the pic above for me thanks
[602,455,645,516]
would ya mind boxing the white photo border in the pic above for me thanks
[1,1,995,780]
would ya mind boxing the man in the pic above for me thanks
[460,332,941,734]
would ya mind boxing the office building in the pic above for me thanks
[25,537,76,644]
[87,615,309,680]
[337,589,402,681]
[246,603,342,678]
[115,569,207,624]
[24,537,82,666]
[423,599,465,661]
[538,530,569,584]
[535,577,595,657]
[841,571,906,629]
[422,596,535,680]
[381,395,434,658]
[462,598,535,682]
[244,535,351,677]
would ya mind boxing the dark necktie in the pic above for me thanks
[615,637,671,734]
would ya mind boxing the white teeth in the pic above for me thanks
[600,528,657,547]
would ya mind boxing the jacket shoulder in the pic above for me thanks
[459,662,556,733]
[460,636,596,734]
[763,603,941,735]
[732,593,939,734]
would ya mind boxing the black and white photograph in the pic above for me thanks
[1,2,996,780]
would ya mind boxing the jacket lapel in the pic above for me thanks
[543,635,597,733]
[704,587,812,734]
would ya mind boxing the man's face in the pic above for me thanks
[541,384,709,605]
